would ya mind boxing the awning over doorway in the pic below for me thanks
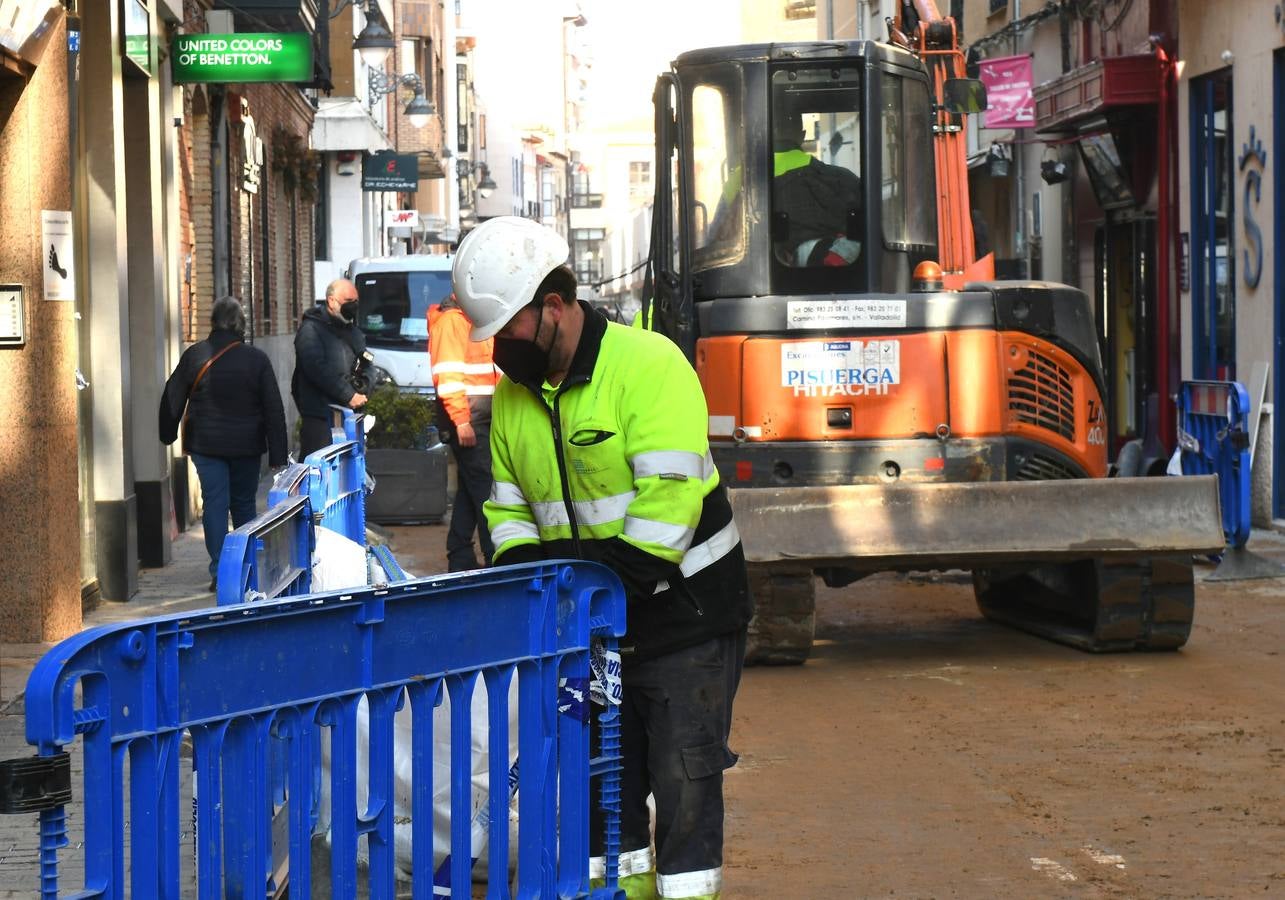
[312,98,391,153]
[1034,54,1160,134]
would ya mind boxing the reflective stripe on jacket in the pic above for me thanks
[428,302,499,428]
[485,302,751,660]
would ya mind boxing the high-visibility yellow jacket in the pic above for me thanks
[486,302,751,660]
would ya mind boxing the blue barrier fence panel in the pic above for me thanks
[304,440,366,544]
[1178,380,1252,548]
[21,561,627,899]
[216,494,315,606]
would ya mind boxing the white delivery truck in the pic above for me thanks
[346,254,454,396]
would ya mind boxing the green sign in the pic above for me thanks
[124,0,150,74]
[171,33,313,84]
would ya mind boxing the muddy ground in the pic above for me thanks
[386,524,1285,899]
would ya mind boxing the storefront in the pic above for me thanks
[1177,0,1279,524]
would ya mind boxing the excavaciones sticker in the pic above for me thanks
[780,340,900,397]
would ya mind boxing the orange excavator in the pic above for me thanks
[640,2,1223,662]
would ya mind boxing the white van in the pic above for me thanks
[346,254,454,396]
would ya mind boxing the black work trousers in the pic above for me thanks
[590,629,746,890]
[446,436,495,571]
[298,415,333,460]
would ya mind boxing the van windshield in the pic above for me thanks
[355,270,453,349]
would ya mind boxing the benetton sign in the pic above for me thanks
[171,33,313,84]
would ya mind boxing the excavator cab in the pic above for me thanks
[650,41,940,353]
[644,41,1224,663]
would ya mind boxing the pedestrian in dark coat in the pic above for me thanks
[159,296,288,590]
[292,278,368,458]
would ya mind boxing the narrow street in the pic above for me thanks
[388,524,1285,898]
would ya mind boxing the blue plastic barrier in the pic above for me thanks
[216,407,372,607]
[1178,380,1252,548]
[216,494,315,605]
[304,438,367,545]
[20,561,626,898]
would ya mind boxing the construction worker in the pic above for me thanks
[428,293,500,570]
[453,217,752,900]
[770,108,863,267]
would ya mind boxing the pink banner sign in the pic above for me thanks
[978,54,1034,129]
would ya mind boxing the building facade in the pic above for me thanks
[0,0,331,643]
[1175,0,1283,523]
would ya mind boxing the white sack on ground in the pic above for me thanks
[311,552,522,883]
[310,526,369,591]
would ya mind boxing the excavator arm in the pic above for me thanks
[889,1,995,286]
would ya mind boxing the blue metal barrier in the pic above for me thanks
[304,424,368,544]
[216,494,315,605]
[21,561,626,898]
[216,406,372,608]
[1178,380,1252,548]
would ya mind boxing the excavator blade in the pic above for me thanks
[732,476,1224,656]
[730,476,1224,571]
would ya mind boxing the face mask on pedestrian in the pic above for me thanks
[495,302,558,384]
[338,299,358,323]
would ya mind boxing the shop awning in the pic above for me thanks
[312,98,391,152]
[1034,54,1160,134]
[968,129,1015,169]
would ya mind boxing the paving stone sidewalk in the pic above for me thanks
[0,476,279,894]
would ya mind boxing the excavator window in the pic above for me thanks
[879,73,936,249]
[769,66,864,269]
[691,77,747,273]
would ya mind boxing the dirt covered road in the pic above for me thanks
[384,524,1285,898]
[722,564,1285,898]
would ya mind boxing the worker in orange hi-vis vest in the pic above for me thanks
[428,293,501,571]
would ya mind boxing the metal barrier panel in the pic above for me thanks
[304,440,367,544]
[216,494,315,606]
[20,562,626,899]
[1179,379,1251,548]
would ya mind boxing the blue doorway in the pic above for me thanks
[1189,70,1235,382]
[1275,52,1285,518]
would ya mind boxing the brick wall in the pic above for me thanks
[232,83,315,338]
[393,0,446,200]
[185,88,214,343]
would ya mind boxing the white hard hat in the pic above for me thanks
[452,216,570,341]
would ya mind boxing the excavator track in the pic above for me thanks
[745,565,816,665]
[972,555,1196,652]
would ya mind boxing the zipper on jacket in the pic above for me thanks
[539,375,590,561]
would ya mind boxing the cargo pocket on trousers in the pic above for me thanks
[681,741,738,780]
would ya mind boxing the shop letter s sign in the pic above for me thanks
[1238,125,1267,289]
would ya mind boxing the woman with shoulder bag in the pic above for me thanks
[159,296,289,591]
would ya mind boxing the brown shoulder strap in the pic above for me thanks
[191,341,241,394]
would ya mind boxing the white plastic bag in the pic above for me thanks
[311,549,522,885]
[310,526,369,592]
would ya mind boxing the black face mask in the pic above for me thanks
[494,307,557,385]
[339,300,358,323]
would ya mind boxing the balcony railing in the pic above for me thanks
[572,192,604,209]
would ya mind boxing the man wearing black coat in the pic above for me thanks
[159,296,288,590]
[292,278,369,458]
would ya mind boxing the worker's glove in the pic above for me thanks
[598,537,679,604]
[492,542,544,567]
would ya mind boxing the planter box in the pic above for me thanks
[365,445,449,525]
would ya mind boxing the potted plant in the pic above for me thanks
[363,386,449,524]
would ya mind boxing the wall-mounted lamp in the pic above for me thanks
[331,0,396,68]
[456,159,497,199]
[988,143,1010,178]
[1040,158,1069,185]
[369,69,434,127]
